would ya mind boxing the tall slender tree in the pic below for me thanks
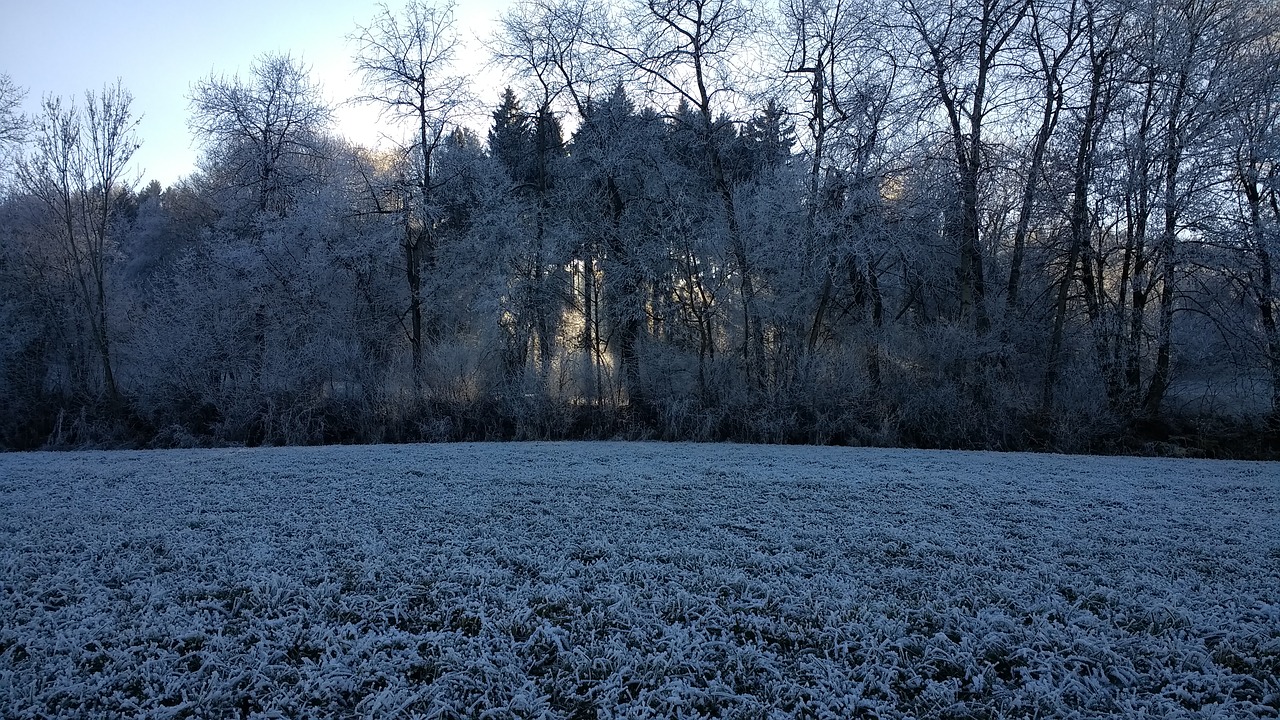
[353,0,471,380]
[897,0,1031,332]
[18,81,140,405]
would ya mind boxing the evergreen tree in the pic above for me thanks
[488,88,532,184]
[738,100,796,180]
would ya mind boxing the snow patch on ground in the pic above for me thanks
[2,442,1278,718]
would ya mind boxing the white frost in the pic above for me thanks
[1,442,1277,718]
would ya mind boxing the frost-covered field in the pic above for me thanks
[1,443,1277,719]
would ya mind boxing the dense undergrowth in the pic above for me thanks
[5,388,1278,460]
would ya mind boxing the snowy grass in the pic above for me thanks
[1,442,1277,719]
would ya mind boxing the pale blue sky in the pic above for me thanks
[1,0,511,187]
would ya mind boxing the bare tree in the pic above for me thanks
[1139,0,1258,414]
[18,81,140,404]
[1004,0,1083,313]
[0,74,27,184]
[189,53,331,217]
[353,0,471,379]
[896,0,1031,332]
[0,73,25,150]
[779,0,895,373]
[1041,0,1123,413]
[1223,13,1280,421]
[493,0,602,118]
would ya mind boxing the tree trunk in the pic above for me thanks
[1043,45,1107,411]
[1143,58,1191,416]
[1007,74,1063,313]
[404,196,423,383]
[604,176,645,415]
[1245,179,1280,422]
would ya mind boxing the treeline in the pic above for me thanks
[1,0,1279,456]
